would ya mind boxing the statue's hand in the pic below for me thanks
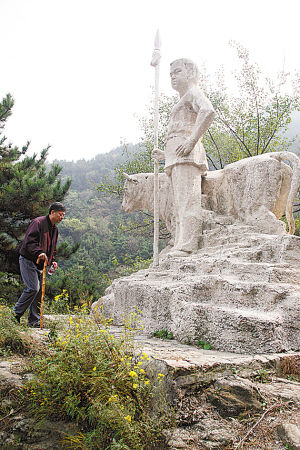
[151,148,165,161]
[176,140,195,157]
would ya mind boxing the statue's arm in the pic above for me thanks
[176,92,216,157]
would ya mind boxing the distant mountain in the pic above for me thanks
[53,143,141,191]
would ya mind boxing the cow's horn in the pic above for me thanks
[123,172,133,181]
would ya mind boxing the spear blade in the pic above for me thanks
[151,30,161,67]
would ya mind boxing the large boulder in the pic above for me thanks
[92,224,300,354]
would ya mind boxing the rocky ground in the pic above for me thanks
[1,321,300,449]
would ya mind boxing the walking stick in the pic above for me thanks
[40,259,47,330]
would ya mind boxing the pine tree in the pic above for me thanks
[0,94,72,272]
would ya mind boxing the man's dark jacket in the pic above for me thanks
[19,216,58,269]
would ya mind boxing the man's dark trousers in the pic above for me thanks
[14,256,42,325]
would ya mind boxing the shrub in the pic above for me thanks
[0,304,34,356]
[22,313,172,448]
[0,272,23,306]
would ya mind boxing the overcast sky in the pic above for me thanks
[1,0,299,161]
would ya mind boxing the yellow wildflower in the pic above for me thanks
[140,369,145,374]
[92,367,97,371]
[133,383,138,389]
[144,380,150,385]
[129,371,138,378]
[125,415,131,423]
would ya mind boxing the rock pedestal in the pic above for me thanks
[94,224,300,354]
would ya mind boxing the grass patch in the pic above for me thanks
[153,329,174,340]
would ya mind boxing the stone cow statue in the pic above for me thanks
[122,152,300,242]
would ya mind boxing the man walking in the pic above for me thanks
[13,202,66,327]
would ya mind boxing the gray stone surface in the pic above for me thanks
[122,152,300,252]
[93,225,300,354]
[278,423,300,450]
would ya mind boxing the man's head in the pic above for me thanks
[170,58,200,93]
[49,202,66,225]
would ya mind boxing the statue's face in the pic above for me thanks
[170,61,190,92]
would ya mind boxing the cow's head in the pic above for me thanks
[122,172,141,213]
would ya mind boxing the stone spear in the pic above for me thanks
[150,30,161,266]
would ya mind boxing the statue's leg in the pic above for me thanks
[170,164,203,254]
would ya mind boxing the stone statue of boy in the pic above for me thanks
[152,58,215,256]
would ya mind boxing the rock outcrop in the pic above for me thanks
[93,224,300,354]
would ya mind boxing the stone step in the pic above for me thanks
[157,302,299,354]
[159,257,300,285]
[199,231,300,265]
[134,272,300,309]
[97,231,300,355]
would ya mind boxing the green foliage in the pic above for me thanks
[0,271,23,305]
[111,255,152,278]
[197,340,212,350]
[153,329,174,340]
[294,214,300,236]
[203,42,300,169]
[0,94,72,273]
[44,195,154,303]
[0,304,33,356]
[21,313,172,448]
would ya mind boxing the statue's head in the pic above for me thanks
[170,58,200,91]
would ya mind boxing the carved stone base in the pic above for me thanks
[92,225,300,354]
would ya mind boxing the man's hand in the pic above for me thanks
[151,148,165,161]
[176,140,195,157]
[36,253,48,265]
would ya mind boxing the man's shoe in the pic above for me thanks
[27,322,40,328]
[12,313,21,324]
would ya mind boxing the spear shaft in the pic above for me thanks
[151,30,161,267]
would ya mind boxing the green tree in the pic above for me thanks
[0,94,72,273]
[203,42,300,169]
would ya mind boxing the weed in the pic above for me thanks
[153,329,174,340]
[253,368,273,383]
[287,374,300,382]
[197,340,212,350]
[45,289,71,314]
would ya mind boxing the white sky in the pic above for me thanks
[1,0,300,161]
